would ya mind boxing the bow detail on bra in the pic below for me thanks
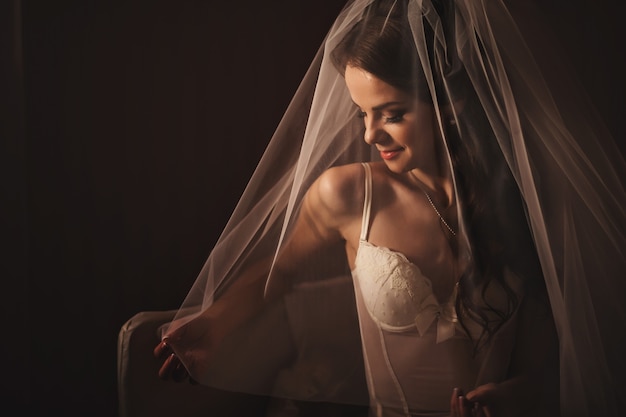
[414,290,458,343]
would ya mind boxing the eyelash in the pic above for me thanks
[385,114,404,123]
[356,111,405,124]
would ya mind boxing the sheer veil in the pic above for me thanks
[161,1,626,415]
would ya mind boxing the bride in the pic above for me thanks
[154,1,626,416]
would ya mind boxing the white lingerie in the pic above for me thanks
[355,241,459,343]
[352,163,460,342]
[350,163,482,417]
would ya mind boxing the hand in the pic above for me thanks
[451,387,484,417]
[153,310,223,384]
[451,383,522,417]
[152,273,269,385]
[153,339,195,383]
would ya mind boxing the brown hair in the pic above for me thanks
[332,0,546,349]
[332,2,427,97]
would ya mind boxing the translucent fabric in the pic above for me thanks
[161,1,626,416]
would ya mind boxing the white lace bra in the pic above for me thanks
[352,163,458,343]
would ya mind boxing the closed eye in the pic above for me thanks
[384,112,405,124]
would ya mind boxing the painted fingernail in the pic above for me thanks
[158,353,176,380]
[153,340,170,358]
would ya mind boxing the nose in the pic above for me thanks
[363,118,383,145]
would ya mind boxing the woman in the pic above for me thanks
[155,1,625,416]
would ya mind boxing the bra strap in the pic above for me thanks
[360,162,372,242]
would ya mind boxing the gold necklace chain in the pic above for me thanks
[409,171,457,236]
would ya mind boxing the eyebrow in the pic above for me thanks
[352,100,406,111]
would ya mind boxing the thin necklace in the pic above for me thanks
[409,171,457,236]
[423,190,456,236]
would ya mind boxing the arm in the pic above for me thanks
[154,256,273,382]
[265,165,358,298]
[155,165,359,381]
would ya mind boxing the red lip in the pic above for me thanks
[379,149,402,160]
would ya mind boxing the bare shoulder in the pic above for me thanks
[307,162,366,222]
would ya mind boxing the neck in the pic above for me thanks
[409,113,455,207]
[409,169,452,204]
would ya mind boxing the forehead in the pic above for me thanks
[344,65,412,107]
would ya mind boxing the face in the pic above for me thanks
[344,65,439,175]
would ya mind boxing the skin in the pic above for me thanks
[155,65,558,416]
[271,66,462,301]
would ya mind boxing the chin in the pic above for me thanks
[381,160,408,175]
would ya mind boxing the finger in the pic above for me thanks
[459,395,474,417]
[450,387,460,417]
[153,339,171,359]
[465,382,497,403]
[457,388,468,417]
[158,353,178,380]
[462,390,479,417]
[454,388,469,417]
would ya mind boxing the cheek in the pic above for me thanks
[395,123,421,147]
[403,113,433,144]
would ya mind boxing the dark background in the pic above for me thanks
[1,1,623,416]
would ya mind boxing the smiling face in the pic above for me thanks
[345,65,440,176]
